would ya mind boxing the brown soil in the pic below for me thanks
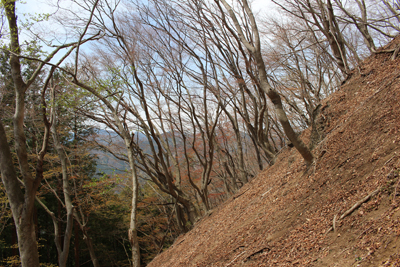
[147,37,400,267]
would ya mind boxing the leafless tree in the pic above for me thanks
[272,0,350,75]
[261,17,342,146]
[207,0,314,164]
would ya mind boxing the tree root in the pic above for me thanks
[233,188,250,199]
[373,45,400,60]
[326,188,380,234]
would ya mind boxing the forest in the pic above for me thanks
[0,0,399,266]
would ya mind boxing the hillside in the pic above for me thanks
[147,37,400,266]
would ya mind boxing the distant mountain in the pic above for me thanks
[91,129,151,176]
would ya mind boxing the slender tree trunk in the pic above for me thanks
[71,77,141,267]
[75,221,80,267]
[234,129,248,184]
[127,149,140,267]
[218,0,314,165]
[200,189,210,212]
[72,212,100,267]
[265,87,314,164]
[51,112,75,267]
[57,180,63,251]
[11,218,18,258]
[81,230,100,267]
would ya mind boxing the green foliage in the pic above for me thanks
[80,183,131,266]
[136,183,180,265]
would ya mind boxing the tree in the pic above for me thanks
[260,17,342,147]
[212,0,314,164]
[272,0,350,75]
[34,79,101,267]
[69,64,142,266]
[0,1,99,266]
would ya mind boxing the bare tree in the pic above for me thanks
[213,0,314,164]
[261,18,342,147]
[334,0,376,53]
[272,0,349,74]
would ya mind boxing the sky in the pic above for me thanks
[9,0,277,64]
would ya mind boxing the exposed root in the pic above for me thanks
[326,188,380,234]
[339,188,380,220]
[373,45,400,60]
[391,45,400,60]
[233,188,250,200]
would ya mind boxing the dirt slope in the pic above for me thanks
[148,37,400,267]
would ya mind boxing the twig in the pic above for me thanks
[225,251,246,267]
[261,188,273,197]
[356,225,374,239]
[339,247,350,255]
[388,157,400,204]
[332,214,338,233]
[384,154,396,166]
[393,179,400,204]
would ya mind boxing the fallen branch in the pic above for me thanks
[326,188,380,234]
[225,251,246,267]
[244,247,270,262]
[393,177,400,205]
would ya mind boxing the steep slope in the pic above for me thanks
[148,37,400,267]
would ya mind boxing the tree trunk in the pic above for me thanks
[71,211,100,267]
[127,149,140,267]
[11,218,18,258]
[174,205,188,233]
[0,116,40,267]
[81,230,100,267]
[218,0,314,165]
[51,112,75,267]
[15,218,40,266]
[75,221,80,267]
[266,88,314,164]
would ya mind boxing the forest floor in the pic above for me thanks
[147,37,400,267]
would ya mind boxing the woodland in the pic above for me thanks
[0,0,399,266]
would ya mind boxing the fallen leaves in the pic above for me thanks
[147,37,400,267]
